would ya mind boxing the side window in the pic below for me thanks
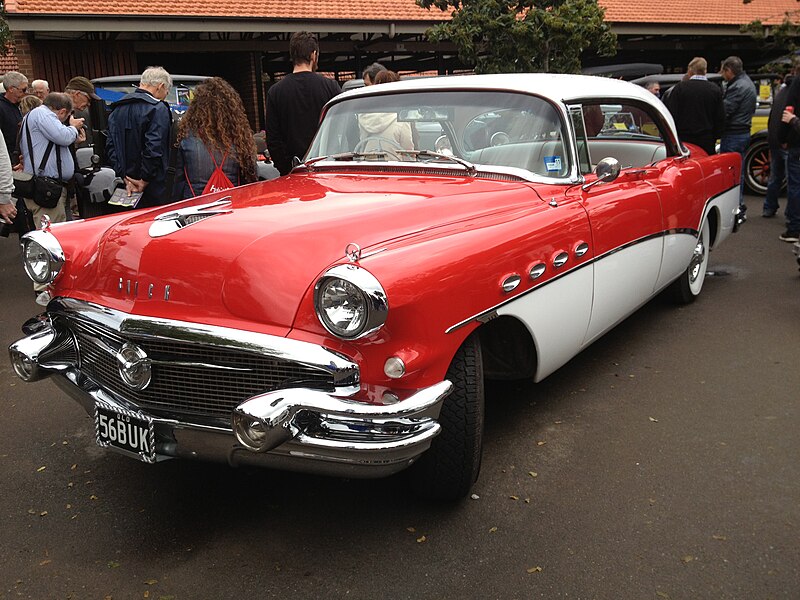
[581,102,668,170]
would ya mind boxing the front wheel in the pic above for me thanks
[669,217,710,304]
[407,332,484,501]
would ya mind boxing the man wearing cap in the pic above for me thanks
[105,66,173,207]
[64,76,99,148]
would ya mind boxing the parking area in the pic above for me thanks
[0,194,798,599]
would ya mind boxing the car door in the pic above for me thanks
[567,102,667,345]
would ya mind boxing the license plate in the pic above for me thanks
[94,401,156,463]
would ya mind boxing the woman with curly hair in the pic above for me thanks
[175,77,257,198]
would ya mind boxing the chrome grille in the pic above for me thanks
[66,316,335,420]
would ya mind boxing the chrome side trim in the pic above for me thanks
[443,185,739,335]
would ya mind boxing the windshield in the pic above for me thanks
[308,90,570,178]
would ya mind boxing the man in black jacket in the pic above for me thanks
[663,57,724,156]
[266,32,341,176]
[0,71,28,157]
[105,66,173,207]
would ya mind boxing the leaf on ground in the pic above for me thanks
[681,555,694,563]
[108,560,120,568]
[144,579,158,585]
[416,535,427,543]
[509,495,519,501]
[39,560,51,566]
[712,535,727,541]
[526,566,543,573]
[528,471,538,478]
[649,417,659,422]
[36,466,46,472]
[524,498,531,504]
[656,592,671,599]
[470,494,480,500]
[27,509,36,515]
[489,527,498,533]
[39,511,48,517]
[90,495,99,501]
[536,441,546,446]
[70,464,77,470]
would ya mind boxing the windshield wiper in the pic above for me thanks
[300,151,389,171]
[396,150,476,176]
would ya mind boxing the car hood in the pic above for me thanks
[65,172,542,330]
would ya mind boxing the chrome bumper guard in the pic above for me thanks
[733,205,746,233]
[9,304,452,478]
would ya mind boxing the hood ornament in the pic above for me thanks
[149,197,233,238]
[345,243,361,263]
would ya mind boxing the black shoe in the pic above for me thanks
[779,230,800,243]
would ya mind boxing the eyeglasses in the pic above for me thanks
[12,86,28,93]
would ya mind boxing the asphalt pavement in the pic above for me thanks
[0,194,798,599]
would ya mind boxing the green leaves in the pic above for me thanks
[416,0,617,73]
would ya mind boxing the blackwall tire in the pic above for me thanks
[407,332,484,501]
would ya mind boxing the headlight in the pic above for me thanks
[314,264,388,339]
[21,231,65,285]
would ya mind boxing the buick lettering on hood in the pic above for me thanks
[9,74,743,500]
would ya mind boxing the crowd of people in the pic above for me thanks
[655,54,800,243]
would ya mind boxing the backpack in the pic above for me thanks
[185,147,235,196]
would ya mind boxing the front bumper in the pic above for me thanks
[9,299,452,478]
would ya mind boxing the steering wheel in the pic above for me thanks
[354,136,406,154]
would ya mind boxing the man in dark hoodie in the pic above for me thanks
[105,66,173,207]
[776,61,800,242]
[762,58,799,219]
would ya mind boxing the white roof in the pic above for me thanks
[340,73,677,136]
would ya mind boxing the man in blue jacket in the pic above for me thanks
[720,56,757,211]
[105,66,173,207]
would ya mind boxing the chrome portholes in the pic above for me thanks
[529,263,546,280]
[574,242,589,258]
[553,252,569,268]
[501,274,521,293]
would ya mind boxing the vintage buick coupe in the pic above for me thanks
[9,74,743,500]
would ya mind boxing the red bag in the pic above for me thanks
[186,148,235,196]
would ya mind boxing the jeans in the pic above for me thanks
[786,148,800,233]
[763,146,787,214]
[720,132,751,206]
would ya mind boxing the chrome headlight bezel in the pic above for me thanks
[314,264,388,340]
[20,230,65,285]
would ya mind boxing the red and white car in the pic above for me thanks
[9,74,743,500]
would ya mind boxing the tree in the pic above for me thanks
[0,1,11,56]
[741,0,800,71]
[415,0,617,74]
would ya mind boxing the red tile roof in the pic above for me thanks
[4,0,799,26]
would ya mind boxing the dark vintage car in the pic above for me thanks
[9,74,743,500]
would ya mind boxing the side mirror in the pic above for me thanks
[582,157,621,191]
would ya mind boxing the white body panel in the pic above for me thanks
[496,267,593,382]
[584,237,664,345]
